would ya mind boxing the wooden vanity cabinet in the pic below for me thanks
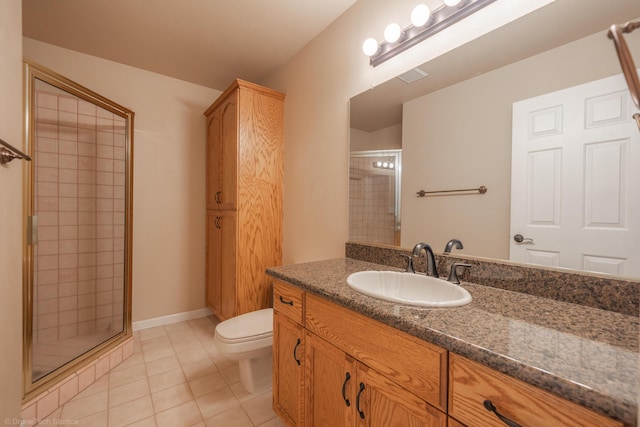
[204,80,284,320]
[304,294,448,426]
[273,284,448,427]
[305,330,445,427]
[273,280,626,427]
[305,294,448,412]
[448,354,623,427]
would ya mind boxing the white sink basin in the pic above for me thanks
[346,271,472,308]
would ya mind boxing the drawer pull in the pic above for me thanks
[293,338,301,366]
[341,372,351,407]
[279,295,294,306]
[356,382,366,419]
[484,400,522,427]
[215,191,222,204]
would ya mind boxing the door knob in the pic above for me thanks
[513,234,534,243]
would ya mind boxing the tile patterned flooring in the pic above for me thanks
[38,316,285,427]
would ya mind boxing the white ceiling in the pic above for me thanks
[22,0,357,90]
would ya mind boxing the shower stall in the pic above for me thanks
[22,61,134,400]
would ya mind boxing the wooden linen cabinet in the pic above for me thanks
[204,79,284,320]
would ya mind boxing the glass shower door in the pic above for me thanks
[23,62,133,400]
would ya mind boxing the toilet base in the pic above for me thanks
[238,352,273,394]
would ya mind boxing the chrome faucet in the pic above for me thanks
[411,242,438,277]
[444,239,463,254]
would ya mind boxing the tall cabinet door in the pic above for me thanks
[206,93,238,211]
[305,332,356,427]
[206,211,237,320]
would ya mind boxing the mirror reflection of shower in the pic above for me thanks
[349,150,401,245]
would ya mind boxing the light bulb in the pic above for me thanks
[411,4,431,27]
[444,0,462,6]
[389,163,394,169]
[383,162,389,168]
[384,23,402,43]
[362,37,379,56]
[376,161,382,167]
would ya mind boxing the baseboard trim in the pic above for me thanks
[132,307,213,331]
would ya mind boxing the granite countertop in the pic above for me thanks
[266,258,639,426]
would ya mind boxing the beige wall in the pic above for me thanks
[23,39,220,322]
[350,124,402,152]
[401,30,638,258]
[0,0,24,418]
[261,0,551,263]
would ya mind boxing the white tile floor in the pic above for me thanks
[38,316,285,427]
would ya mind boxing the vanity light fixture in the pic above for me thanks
[373,160,395,170]
[362,0,498,67]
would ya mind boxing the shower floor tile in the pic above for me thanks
[38,316,285,427]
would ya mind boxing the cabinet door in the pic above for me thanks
[273,312,305,427]
[206,93,237,211]
[305,331,356,427]
[206,211,237,320]
[206,213,221,314]
[356,363,447,427]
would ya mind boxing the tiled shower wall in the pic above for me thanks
[349,157,396,245]
[34,83,126,346]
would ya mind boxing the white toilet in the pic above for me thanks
[213,308,273,394]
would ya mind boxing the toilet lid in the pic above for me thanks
[215,308,273,342]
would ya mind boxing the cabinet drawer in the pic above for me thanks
[449,354,622,427]
[305,293,447,411]
[273,280,304,324]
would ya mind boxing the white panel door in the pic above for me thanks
[511,73,640,278]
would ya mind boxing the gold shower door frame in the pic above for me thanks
[22,61,134,402]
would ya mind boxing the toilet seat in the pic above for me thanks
[215,308,273,342]
[213,308,273,358]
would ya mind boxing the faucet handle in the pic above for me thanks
[402,255,415,273]
[448,263,471,284]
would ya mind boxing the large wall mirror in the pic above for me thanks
[349,0,640,279]
[22,61,134,400]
